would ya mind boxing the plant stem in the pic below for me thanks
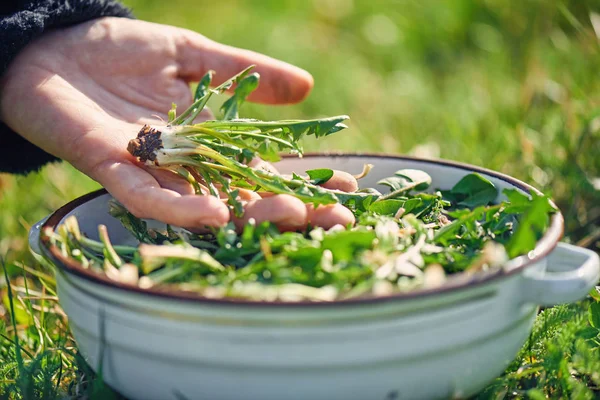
[78,236,137,256]
[375,181,425,201]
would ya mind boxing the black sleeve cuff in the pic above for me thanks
[0,0,134,174]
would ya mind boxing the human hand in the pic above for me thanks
[0,17,356,230]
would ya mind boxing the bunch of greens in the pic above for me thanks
[43,67,558,301]
[126,66,369,216]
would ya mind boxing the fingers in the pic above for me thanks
[248,157,280,174]
[93,160,230,227]
[174,29,313,104]
[282,170,358,192]
[232,169,358,231]
[230,195,355,232]
[93,160,357,231]
[319,170,359,192]
[306,204,355,230]
[232,194,308,232]
[147,168,195,196]
[235,188,262,201]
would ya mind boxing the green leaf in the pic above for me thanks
[220,72,260,120]
[333,192,379,209]
[199,115,349,141]
[306,169,334,185]
[589,302,600,329]
[590,286,600,302]
[378,170,431,192]
[213,65,255,93]
[377,176,411,191]
[209,172,244,217]
[356,187,382,195]
[503,188,531,206]
[394,169,432,191]
[409,194,440,217]
[108,200,156,243]
[578,325,599,339]
[526,389,546,400]
[434,205,489,241]
[343,193,379,214]
[505,193,556,258]
[375,170,432,202]
[194,70,214,101]
[361,195,374,210]
[171,67,254,126]
[287,247,324,269]
[322,229,376,262]
[368,199,405,215]
[443,173,498,208]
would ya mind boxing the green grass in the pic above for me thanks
[1,0,600,398]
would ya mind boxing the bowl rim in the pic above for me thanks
[40,152,564,307]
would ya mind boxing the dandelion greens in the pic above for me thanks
[45,67,557,301]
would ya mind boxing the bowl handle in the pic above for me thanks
[521,242,600,306]
[28,216,50,258]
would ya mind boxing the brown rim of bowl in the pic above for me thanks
[40,152,564,307]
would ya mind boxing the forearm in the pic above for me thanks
[0,0,133,174]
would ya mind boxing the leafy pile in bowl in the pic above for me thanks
[44,67,557,302]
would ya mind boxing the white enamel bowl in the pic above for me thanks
[30,154,599,400]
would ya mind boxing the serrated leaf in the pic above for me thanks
[199,116,349,142]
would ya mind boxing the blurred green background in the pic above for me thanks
[2,0,600,263]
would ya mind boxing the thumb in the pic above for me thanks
[173,28,314,105]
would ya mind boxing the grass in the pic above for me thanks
[1,0,600,398]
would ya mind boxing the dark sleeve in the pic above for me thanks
[0,0,134,174]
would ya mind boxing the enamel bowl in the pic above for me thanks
[30,154,599,400]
